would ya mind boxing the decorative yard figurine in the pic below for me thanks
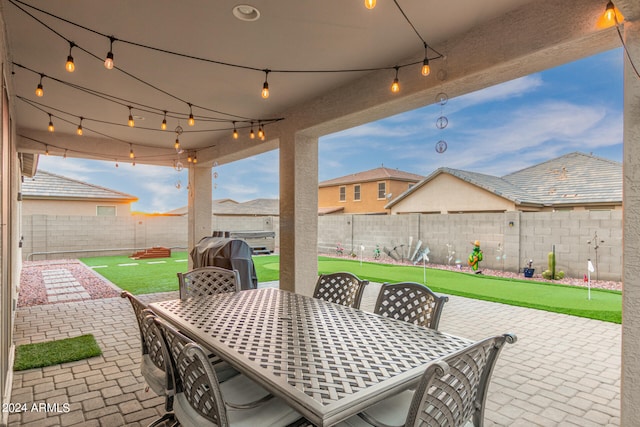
[468,240,483,273]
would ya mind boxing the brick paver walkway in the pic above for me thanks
[8,281,620,426]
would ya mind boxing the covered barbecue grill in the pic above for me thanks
[190,236,258,290]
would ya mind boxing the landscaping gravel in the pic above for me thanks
[18,259,121,307]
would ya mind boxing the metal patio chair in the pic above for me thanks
[177,266,240,300]
[373,282,449,330]
[121,291,175,427]
[313,272,369,309]
[337,333,517,427]
[153,316,304,427]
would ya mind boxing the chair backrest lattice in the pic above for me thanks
[177,266,240,300]
[121,291,165,370]
[374,282,449,330]
[313,272,369,309]
[406,333,517,427]
[154,317,228,427]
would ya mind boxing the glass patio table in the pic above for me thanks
[149,287,473,426]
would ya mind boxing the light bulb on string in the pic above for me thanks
[35,74,44,97]
[128,106,135,127]
[161,111,167,130]
[129,144,135,159]
[391,66,400,93]
[45,145,49,156]
[249,123,255,139]
[193,154,198,164]
[188,103,195,126]
[47,114,54,132]
[65,41,75,72]
[104,36,115,69]
[258,123,265,140]
[597,1,624,28]
[421,43,431,76]
[76,117,83,136]
[261,70,270,99]
[174,137,180,151]
[365,0,376,9]
[187,153,192,163]
[232,122,239,139]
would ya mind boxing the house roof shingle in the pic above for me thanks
[22,170,138,202]
[319,167,424,187]
[387,152,621,209]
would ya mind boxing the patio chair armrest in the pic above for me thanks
[225,393,275,409]
[357,412,404,427]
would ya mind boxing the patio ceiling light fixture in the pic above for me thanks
[364,0,376,10]
[161,111,167,130]
[47,114,54,132]
[391,66,400,93]
[76,117,83,136]
[127,106,135,127]
[232,122,239,139]
[232,5,260,22]
[421,43,431,76]
[188,103,195,126]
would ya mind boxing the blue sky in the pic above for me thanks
[38,48,623,213]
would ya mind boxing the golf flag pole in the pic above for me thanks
[423,254,427,284]
[360,244,364,267]
[587,259,595,300]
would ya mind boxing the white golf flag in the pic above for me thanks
[588,260,595,273]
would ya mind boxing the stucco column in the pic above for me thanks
[187,165,212,269]
[622,19,640,426]
[279,132,318,295]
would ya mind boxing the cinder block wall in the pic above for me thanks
[22,211,622,280]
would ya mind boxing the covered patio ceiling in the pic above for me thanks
[4,0,628,169]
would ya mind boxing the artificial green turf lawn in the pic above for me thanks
[14,334,102,371]
[81,253,621,323]
[80,251,189,294]
[258,255,622,324]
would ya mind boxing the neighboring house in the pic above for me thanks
[387,152,622,214]
[168,198,279,216]
[318,167,424,215]
[21,170,138,216]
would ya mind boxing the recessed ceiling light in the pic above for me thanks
[233,4,260,21]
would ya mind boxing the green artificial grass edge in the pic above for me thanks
[14,334,102,371]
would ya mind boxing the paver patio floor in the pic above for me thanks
[8,281,620,426]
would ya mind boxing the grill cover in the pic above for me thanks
[190,237,258,290]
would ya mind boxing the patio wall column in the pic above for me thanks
[279,132,318,295]
[622,19,640,426]
[187,166,212,269]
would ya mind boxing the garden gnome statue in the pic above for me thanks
[468,240,483,273]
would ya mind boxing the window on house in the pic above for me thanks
[378,182,386,199]
[354,184,361,201]
[97,205,116,216]
[339,186,346,202]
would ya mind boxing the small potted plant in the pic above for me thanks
[523,259,535,278]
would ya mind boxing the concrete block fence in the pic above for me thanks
[22,210,621,281]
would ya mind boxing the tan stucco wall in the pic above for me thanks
[319,179,416,214]
[390,174,516,214]
[22,199,131,216]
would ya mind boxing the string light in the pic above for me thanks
[35,74,44,97]
[249,123,255,139]
[45,144,49,155]
[76,117,83,135]
[188,103,195,126]
[391,66,400,93]
[161,111,167,130]
[193,154,198,164]
[127,106,134,127]
[258,123,264,139]
[174,137,180,151]
[104,36,115,69]
[232,122,239,139]
[365,0,376,9]
[261,70,270,99]
[47,113,54,132]
[421,43,431,76]
[129,144,135,159]
[187,153,192,163]
[597,1,624,28]
[65,41,75,72]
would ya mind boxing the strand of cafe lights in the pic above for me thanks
[8,0,445,133]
